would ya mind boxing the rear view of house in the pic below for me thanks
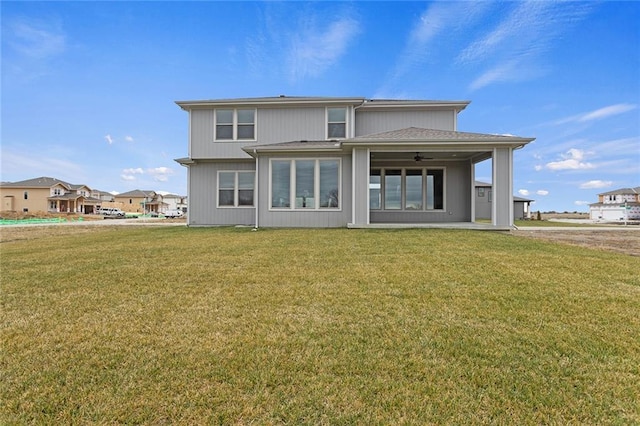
[175,96,534,229]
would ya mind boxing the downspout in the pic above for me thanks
[254,149,259,229]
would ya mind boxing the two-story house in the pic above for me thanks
[0,176,102,214]
[114,190,167,214]
[175,96,534,229]
[589,186,640,221]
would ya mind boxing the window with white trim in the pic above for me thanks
[270,159,340,210]
[369,168,444,211]
[327,107,346,139]
[215,109,255,141]
[218,171,255,207]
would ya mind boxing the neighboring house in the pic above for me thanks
[0,176,102,214]
[474,181,534,221]
[175,96,534,229]
[589,186,640,221]
[114,189,167,214]
[162,193,188,212]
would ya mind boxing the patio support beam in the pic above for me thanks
[351,147,370,225]
[492,147,514,227]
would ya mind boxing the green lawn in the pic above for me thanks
[2,227,639,424]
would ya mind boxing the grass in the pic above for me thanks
[2,226,639,424]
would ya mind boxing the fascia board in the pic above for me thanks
[176,97,365,110]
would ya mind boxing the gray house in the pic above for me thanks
[474,181,534,221]
[175,96,534,229]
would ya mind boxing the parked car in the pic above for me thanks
[164,210,184,218]
[99,208,126,218]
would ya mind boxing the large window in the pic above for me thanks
[370,168,444,211]
[327,107,346,139]
[215,109,255,141]
[271,159,341,210]
[218,171,255,207]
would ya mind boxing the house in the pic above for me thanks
[113,190,167,214]
[0,176,102,214]
[589,187,640,221]
[162,193,188,212]
[474,181,534,221]
[175,96,534,229]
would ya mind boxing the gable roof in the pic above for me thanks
[0,176,73,189]
[115,189,156,198]
[598,187,640,196]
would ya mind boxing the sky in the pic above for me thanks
[1,1,638,211]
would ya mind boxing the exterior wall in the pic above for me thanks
[590,204,640,221]
[474,186,492,220]
[370,160,471,223]
[114,196,148,213]
[0,187,51,212]
[355,110,455,136]
[256,153,352,228]
[191,107,331,160]
[188,161,256,226]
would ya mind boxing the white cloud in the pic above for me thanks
[518,189,530,196]
[125,136,134,142]
[122,167,144,175]
[536,190,549,196]
[120,175,136,181]
[147,167,174,182]
[287,17,360,81]
[105,134,114,144]
[579,180,612,189]
[546,148,595,171]
[574,200,591,206]
[555,103,637,125]
[534,165,543,171]
[7,19,66,59]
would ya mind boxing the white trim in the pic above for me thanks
[254,155,259,228]
[366,148,370,224]
[325,106,348,140]
[216,170,256,208]
[214,108,257,142]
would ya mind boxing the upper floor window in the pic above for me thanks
[53,188,62,196]
[327,107,346,139]
[24,191,28,200]
[215,109,256,141]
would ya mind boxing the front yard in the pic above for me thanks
[2,226,639,424]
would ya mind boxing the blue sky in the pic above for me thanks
[2,1,638,211]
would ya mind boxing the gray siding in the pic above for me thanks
[355,110,455,136]
[188,161,255,226]
[256,154,352,228]
[370,161,471,223]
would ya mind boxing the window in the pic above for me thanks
[215,109,255,141]
[53,188,62,196]
[218,171,255,207]
[370,169,381,210]
[24,191,28,200]
[370,168,445,211]
[327,107,346,139]
[270,159,340,210]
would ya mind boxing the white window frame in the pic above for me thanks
[374,167,446,211]
[217,171,256,208]
[269,158,342,211]
[214,109,257,141]
[326,107,348,140]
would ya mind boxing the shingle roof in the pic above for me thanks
[346,127,534,143]
[598,187,640,196]
[0,176,72,188]
[115,189,156,198]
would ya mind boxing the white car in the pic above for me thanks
[164,210,184,218]
[99,207,126,218]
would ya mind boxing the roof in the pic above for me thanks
[115,189,156,198]
[0,176,73,188]
[176,96,470,112]
[243,140,342,155]
[598,187,640,196]
[344,127,534,144]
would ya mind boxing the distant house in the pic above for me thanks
[114,190,167,214]
[474,181,534,221]
[589,187,640,221]
[175,96,534,229]
[162,193,188,212]
[0,176,102,214]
